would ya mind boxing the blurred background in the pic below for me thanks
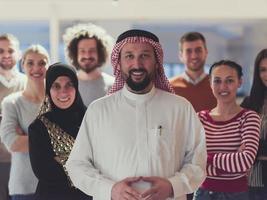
[1,0,267,96]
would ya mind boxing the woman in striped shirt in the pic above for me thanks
[241,49,267,200]
[194,60,260,200]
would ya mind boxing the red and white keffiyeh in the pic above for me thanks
[108,30,174,94]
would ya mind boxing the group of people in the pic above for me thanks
[0,23,265,200]
[0,23,114,200]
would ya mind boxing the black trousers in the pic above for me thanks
[0,162,10,200]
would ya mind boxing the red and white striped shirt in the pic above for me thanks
[198,109,260,192]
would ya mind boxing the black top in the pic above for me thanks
[241,96,267,185]
[29,112,91,200]
[28,63,92,200]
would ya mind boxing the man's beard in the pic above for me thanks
[78,58,99,74]
[125,69,153,92]
[188,60,205,72]
[0,62,14,70]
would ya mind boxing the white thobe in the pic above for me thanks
[66,86,207,200]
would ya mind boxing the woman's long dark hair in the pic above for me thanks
[241,49,267,113]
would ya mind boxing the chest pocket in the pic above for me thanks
[148,127,174,162]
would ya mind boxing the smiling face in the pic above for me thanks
[50,76,76,109]
[22,52,48,83]
[210,64,242,104]
[119,42,158,94]
[0,39,19,70]
[77,38,99,73]
[179,39,208,73]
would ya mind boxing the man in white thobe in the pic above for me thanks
[66,29,207,200]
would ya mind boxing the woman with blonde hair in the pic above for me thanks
[0,44,49,200]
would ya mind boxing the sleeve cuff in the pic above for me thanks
[95,179,115,200]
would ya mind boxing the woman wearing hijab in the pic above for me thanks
[28,63,91,200]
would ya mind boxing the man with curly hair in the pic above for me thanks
[63,23,114,106]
